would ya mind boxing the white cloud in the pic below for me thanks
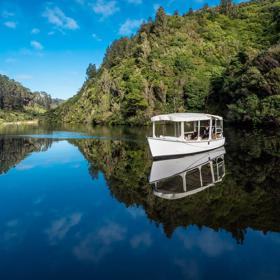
[4,21,17,28]
[92,33,102,41]
[92,0,119,18]
[16,74,33,81]
[75,0,86,4]
[15,163,34,169]
[31,28,40,34]
[127,0,142,4]
[31,40,43,50]
[119,18,143,36]
[43,6,79,30]
[19,48,32,56]
[2,10,15,18]
[5,57,17,64]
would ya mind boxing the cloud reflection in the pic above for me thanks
[74,222,126,263]
[130,232,152,249]
[177,229,234,257]
[46,212,83,244]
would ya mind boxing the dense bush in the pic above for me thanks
[209,44,280,124]
[51,0,280,125]
[0,75,63,122]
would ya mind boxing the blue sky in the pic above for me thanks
[0,0,225,99]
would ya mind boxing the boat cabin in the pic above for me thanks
[151,113,223,142]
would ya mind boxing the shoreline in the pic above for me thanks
[0,119,39,126]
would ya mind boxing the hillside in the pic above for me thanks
[0,74,63,123]
[210,43,280,124]
[50,0,280,126]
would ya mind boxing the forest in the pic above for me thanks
[48,0,280,126]
[0,74,62,123]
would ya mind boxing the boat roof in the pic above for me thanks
[151,113,222,122]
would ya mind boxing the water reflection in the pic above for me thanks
[1,126,280,279]
[0,127,280,244]
[150,147,226,200]
[0,137,52,174]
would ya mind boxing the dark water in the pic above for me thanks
[0,124,280,280]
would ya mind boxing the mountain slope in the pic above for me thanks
[209,43,280,124]
[51,0,280,125]
[0,74,62,123]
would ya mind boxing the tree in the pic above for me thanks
[86,63,97,80]
[153,6,167,34]
[203,3,209,11]
[220,0,233,15]
[156,6,166,22]
[102,38,132,68]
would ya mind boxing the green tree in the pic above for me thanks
[153,6,167,34]
[220,0,233,15]
[86,63,97,80]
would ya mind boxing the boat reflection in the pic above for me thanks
[149,147,226,200]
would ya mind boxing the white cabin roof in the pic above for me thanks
[151,113,222,122]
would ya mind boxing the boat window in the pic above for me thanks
[185,168,201,191]
[184,122,197,140]
[212,119,223,139]
[200,120,210,140]
[213,157,225,181]
[155,175,184,193]
[201,163,213,186]
[154,121,181,138]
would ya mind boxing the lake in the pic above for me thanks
[0,124,280,280]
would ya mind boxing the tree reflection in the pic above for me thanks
[0,137,53,174]
[72,128,280,243]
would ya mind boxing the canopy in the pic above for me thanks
[151,113,222,122]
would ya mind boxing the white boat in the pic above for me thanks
[147,113,225,158]
[149,147,226,200]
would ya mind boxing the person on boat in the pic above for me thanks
[202,124,210,139]
[191,131,198,140]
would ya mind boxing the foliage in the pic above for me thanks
[86,63,97,80]
[51,0,280,126]
[209,44,280,124]
[0,74,62,122]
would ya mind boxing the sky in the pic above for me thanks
[0,0,226,99]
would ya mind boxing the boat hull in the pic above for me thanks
[147,137,225,158]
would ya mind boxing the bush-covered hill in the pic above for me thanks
[50,0,280,126]
[209,43,280,124]
[0,74,63,123]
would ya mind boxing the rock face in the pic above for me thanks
[51,0,280,125]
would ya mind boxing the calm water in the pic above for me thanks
[0,124,280,280]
